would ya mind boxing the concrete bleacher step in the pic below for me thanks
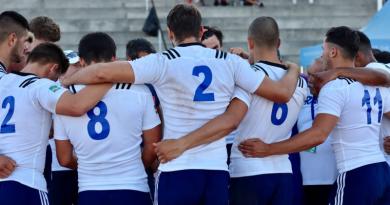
[0,0,377,63]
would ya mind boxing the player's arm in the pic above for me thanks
[55,83,112,116]
[55,140,77,170]
[311,67,390,92]
[0,155,16,179]
[155,97,248,163]
[142,125,162,170]
[253,62,300,103]
[239,114,338,157]
[62,61,134,86]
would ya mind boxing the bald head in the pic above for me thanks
[248,17,279,49]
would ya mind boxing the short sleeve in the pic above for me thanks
[53,115,69,141]
[142,92,161,130]
[232,56,265,93]
[130,53,164,85]
[232,86,252,108]
[33,79,67,114]
[317,82,346,117]
[381,88,390,114]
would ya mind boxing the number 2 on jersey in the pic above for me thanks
[1,96,16,133]
[192,66,215,101]
[87,101,110,140]
[362,88,382,124]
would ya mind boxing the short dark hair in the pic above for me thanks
[356,31,372,54]
[325,26,360,60]
[29,16,61,42]
[202,26,224,47]
[27,42,69,74]
[0,11,29,42]
[126,38,156,60]
[248,16,279,48]
[167,4,202,42]
[373,49,390,64]
[78,32,116,65]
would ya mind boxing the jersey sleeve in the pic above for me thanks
[130,53,165,85]
[232,86,252,108]
[382,88,390,114]
[317,81,346,117]
[53,115,69,141]
[32,79,67,114]
[232,56,265,94]
[142,92,161,130]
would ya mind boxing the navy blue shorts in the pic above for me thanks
[49,170,78,205]
[156,169,229,205]
[0,181,50,205]
[78,189,152,205]
[330,162,390,205]
[229,173,293,205]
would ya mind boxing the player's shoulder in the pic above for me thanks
[322,77,357,92]
[113,83,152,96]
[366,62,390,73]
[297,75,308,89]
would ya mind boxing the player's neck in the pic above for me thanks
[175,37,199,46]
[333,58,355,69]
[21,63,44,76]
[0,46,11,69]
[253,48,281,65]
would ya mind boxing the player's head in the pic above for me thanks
[126,38,156,60]
[247,16,280,51]
[307,58,324,96]
[322,26,359,70]
[354,31,376,67]
[0,11,30,65]
[78,32,116,66]
[201,26,223,49]
[373,49,390,64]
[28,16,61,53]
[166,4,202,44]
[26,43,69,80]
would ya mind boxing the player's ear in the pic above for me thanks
[276,38,281,49]
[247,37,255,51]
[167,27,174,42]
[79,58,87,67]
[199,26,205,41]
[7,32,17,47]
[49,63,59,74]
[329,47,337,58]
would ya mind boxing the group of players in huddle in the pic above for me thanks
[0,3,390,205]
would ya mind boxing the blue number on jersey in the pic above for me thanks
[192,66,215,101]
[362,88,382,124]
[271,103,288,125]
[87,101,110,140]
[1,96,16,133]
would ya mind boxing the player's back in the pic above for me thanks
[131,44,264,171]
[317,78,389,173]
[229,62,307,177]
[0,72,58,192]
[54,83,160,193]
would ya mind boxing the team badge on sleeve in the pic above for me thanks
[49,85,61,93]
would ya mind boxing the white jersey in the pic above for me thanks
[298,93,338,185]
[130,43,265,172]
[366,62,390,165]
[54,84,161,192]
[317,77,390,173]
[229,61,307,177]
[0,72,66,192]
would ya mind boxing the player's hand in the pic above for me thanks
[238,138,271,158]
[0,155,16,179]
[229,47,249,59]
[154,139,186,164]
[310,69,339,93]
[284,61,299,73]
[384,136,390,155]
